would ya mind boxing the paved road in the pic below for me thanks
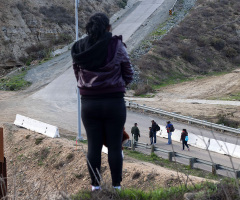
[178,99,240,106]
[125,111,240,177]
[113,0,165,42]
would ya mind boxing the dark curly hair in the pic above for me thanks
[86,13,110,43]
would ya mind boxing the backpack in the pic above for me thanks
[169,124,175,132]
[156,124,160,131]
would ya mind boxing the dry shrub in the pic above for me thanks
[137,54,163,73]
[197,36,209,47]
[25,43,52,60]
[233,56,240,65]
[210,37,225,51]
[39,6,74,25]
[134,84,153,96]
[179,45,196,63]
[53,34,72,45]
[224,47,238,58]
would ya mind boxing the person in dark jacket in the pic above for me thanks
[180,129,190,151]
[151,120,157,144]
[166,121,173,145]
[71,13,133,191]
[149,127,153,145]
[131,123,140,142]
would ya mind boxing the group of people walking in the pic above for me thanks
[131,120,159,145]
[131,120,190,151]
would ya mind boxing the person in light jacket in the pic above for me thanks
[71,13,133,191]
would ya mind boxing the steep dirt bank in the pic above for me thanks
[3,123,207,199]
[0,0,124,76]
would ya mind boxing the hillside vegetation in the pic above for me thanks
[133,0,240,89]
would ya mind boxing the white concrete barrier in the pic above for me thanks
[188,134,210,150]
[14,114,60,138]
[102,145,108,154]
[156,124,240,158]
[208,139,240,158]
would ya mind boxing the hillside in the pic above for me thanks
[3,123,207,199]
[127,0,240,127]
[132,0,240,88]
[0,0,125,77]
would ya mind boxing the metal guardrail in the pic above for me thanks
[126,101,240,134]
[128,140,240,178]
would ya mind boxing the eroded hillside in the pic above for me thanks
[132,0,240,87]
[0,0,125,76]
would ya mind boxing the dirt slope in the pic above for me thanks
[0,0,123,76]
[127,69,240,126]
[3,123,206,199]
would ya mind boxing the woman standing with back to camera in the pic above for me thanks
[71,13,133,191]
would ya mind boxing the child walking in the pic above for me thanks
[180,129,190,151]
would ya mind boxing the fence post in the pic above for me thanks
[236,171,240,179]
[168,152,175,162]
[151,145,154,154]
[131,139,135,151]
[189,158,196,169]
[212,164,218,175]
[0,128,3,163]
[0,127,7,198]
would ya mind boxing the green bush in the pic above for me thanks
[0,71,31,91]
[118,0,127,8]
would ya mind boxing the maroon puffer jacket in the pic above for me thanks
[72,35,133,96]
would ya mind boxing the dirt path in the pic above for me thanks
[126,69,240,123]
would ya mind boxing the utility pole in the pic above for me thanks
[75,0,83,141]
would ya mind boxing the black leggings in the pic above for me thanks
[81,97,126,187]
[182,140,189,150]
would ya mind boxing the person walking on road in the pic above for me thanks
[180,129,190,151]
[151,120,159,144]
[131,123,140,142]
[149,127,154,145]
[166,121,174,145]
[71,13,133,191]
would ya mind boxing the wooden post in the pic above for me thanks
[212,164,217,175]
[151,144,154,154]
[131,139,135,151]
[168,152,174,162]
[235,171,240,179]
[189,158,196,169]
[0,127,7,198]
[0,128,3,163]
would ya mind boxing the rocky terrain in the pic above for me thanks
[0,0,125,76]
